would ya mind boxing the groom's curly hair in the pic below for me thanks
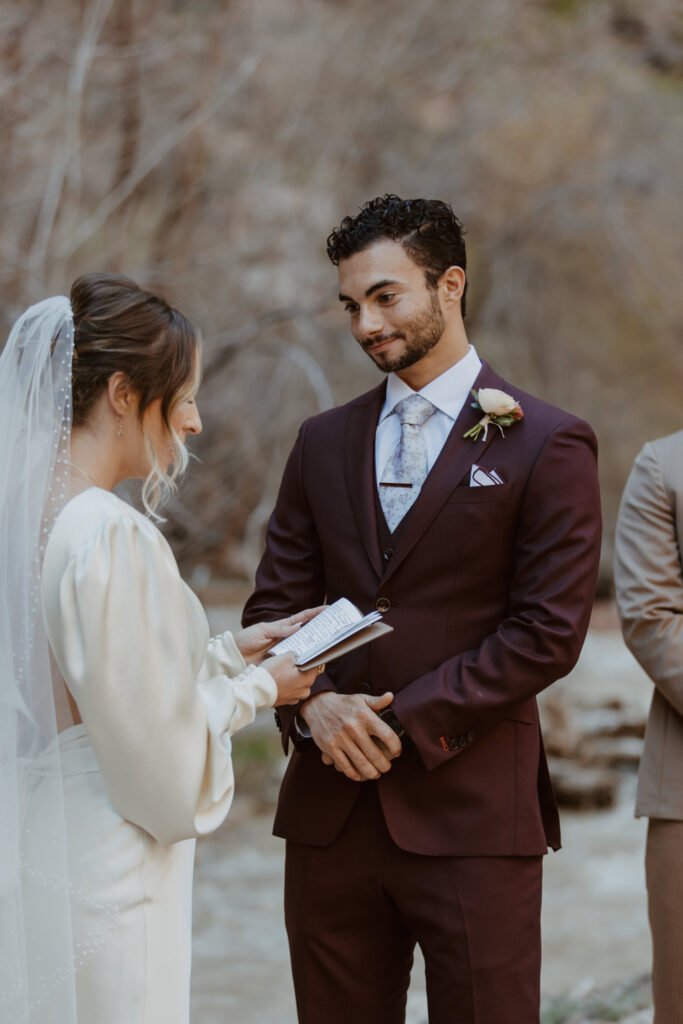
[326,194,468,317]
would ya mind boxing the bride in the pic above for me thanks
[0,274,319,1023]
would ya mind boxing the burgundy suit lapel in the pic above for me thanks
[380,362,506,586]
[343,383,386,580]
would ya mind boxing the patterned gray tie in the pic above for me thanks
[379,394,438,532]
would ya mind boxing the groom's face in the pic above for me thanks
[337,239,446,374]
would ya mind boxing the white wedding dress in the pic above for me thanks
[37,486,277,1024]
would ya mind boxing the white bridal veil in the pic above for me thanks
[0,297,77,1022]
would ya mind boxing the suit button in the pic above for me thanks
[382,546,394,561]
[376,597,391,613]
[449,738,459,751]
[466,731,475,743]
[360,682,370,694]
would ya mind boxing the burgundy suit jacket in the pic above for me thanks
[242,361,602,856]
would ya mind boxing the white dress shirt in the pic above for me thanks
[375,345,482,484]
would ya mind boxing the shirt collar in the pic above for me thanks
[379,345,482,423]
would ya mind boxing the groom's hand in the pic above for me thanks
[300,691,402,782]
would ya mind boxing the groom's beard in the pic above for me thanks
[360,291,446,374]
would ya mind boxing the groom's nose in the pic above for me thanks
[356,305,384,340]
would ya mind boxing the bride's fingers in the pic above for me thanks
[268,606,327,639]
[268,621,301,639]
[292,605,326,624]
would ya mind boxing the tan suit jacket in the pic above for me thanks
[615,430,683,819]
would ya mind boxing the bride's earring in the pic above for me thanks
[117,416,124,438]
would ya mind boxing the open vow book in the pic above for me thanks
[267,598,393,670]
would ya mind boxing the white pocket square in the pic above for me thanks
[470,464,504,487]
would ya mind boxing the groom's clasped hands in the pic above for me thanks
[301,690,403,783]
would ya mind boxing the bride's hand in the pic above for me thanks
[266,654,320,706]
[234,606,325,664]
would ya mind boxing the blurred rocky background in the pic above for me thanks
[3,1,681,1019]
[1,0,682,590]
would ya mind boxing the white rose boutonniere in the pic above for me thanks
[463,388,524,442]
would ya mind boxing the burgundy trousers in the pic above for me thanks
[284,783,543,1024]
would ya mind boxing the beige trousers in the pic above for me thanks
[646,818,683,1023]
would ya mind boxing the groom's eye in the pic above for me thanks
[377,293,396,304]
[344,303,359,314]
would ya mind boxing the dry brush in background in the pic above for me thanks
[1,0,682,589]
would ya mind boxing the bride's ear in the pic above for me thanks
[107,371,136,416]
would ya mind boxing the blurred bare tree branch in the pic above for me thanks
[58,54,261,261]
[27,0,114,284]
[0,0,681,589]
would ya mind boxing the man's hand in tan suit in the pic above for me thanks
[300,690,402,782]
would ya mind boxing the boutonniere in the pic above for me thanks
[463,388,524,442]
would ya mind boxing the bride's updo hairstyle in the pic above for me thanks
[70,272,199,516]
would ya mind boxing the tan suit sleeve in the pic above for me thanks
[615,441,683,715]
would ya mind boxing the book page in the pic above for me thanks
[268,598,362,661]
[293,611,382,666]
[296,620,393,669]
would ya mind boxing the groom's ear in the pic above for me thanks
[437,265,466,313]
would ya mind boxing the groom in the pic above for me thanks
[243,195,602,1023]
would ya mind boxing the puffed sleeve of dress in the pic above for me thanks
[41,491,278,845]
